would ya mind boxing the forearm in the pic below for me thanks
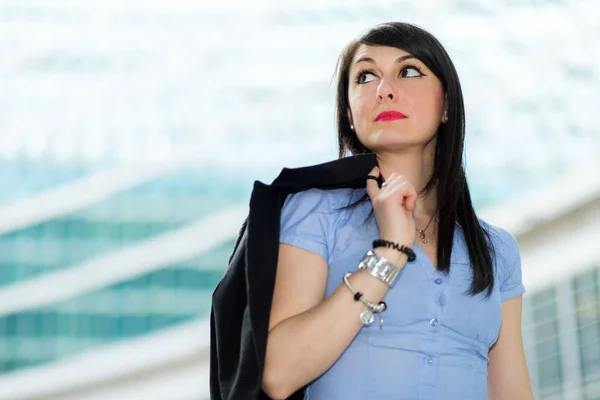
[262,270,389,399]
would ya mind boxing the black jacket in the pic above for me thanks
[210,153,377,400]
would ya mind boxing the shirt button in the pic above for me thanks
[425,357,434,366]
[429,318,439,327]
[434,278,443,285]
[438,292,446,307]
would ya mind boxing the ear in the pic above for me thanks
[347,108,356,131]
[441,95,448,123]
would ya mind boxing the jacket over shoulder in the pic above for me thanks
[210,153,377,400]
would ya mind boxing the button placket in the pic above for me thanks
[418,273,443,393]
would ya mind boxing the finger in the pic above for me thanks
[403,184,418,212]
[378,174,404,197]
[365,166,380,200]
[380,173,400,190]
[383,177,417,211]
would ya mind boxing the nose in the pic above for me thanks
[377,80,397,103]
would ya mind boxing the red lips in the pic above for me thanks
[375,110,407,122]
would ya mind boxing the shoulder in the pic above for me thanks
[478,218,521,270]
[279,188,365,262]
[280,187,367,238]
[282,187,363,215]
[478,218,526,298]
[479,219,518,250]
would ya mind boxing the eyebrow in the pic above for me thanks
[354,54,417,65]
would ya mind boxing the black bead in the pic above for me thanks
[372,239,417,263]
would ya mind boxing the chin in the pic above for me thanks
[363,128,419,149]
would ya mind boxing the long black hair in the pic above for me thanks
[335,22,496,297]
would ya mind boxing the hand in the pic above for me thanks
[365,166,417,266]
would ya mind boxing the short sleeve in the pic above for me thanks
[497,229,526,302]
[279,189,333,262]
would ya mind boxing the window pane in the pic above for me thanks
[531,287,563,394]
[573,268,600,398]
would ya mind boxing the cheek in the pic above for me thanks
[410,85,445,117]
[415,85,444,115]
[349,91,373,124]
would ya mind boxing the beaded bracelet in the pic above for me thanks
[372,239,416,262]
[342,272,387,329]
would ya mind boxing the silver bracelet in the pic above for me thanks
[357,250,403,287]
[343,272,387,329]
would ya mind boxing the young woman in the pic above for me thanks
[261,22,535,400]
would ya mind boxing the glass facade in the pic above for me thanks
[530,287,564,398]
[574,269,600,400]
[524,266,600,400]
[0,167,248,285]
[0,162,93,205]
[0,239,234,374]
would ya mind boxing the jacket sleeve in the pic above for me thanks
[211,205,309,400]
[210,217,255,400]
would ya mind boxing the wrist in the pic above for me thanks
[372,248,407,268]
[372,239,416,265]
[358,250,405,288]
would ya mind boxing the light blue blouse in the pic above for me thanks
[279,188,526,400]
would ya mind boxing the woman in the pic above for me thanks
[261,22,534,399]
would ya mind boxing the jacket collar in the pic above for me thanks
[270,153,378,192]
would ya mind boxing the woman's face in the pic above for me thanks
[347,44,447,152]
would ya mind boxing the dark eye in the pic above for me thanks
[356,71,376,84]
[400,66,423,78]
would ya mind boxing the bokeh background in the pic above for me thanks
[0,0,599,399]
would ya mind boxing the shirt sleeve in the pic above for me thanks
[279,188,333,262]
[498,229,526,302]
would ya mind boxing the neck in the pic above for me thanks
[375,146,437,224]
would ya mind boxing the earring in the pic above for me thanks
[350,124,355,131]
[442,115,448,123]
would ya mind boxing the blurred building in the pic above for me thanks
[0,1,598,399]
[480,164,600,400]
